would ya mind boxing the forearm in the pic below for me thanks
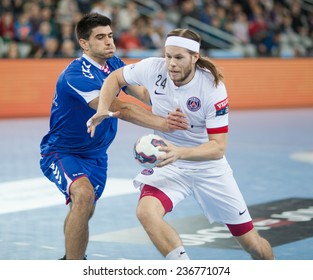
[177,140,226,161]
[98,71,123,113]
[118,102,168,132]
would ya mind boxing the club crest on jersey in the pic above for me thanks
[186,97,201,112]
[141,168,154,175]
[215,97,228,116]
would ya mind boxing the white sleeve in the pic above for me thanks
[122,57,161,86]
[205,82,229,133]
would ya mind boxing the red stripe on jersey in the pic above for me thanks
[207,125,228,134]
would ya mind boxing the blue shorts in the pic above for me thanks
[40,152,108,204]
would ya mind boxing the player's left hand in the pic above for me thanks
[155,140,181,167]
[87,110,120,138]
[166,108,189,132]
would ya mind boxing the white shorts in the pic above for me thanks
[133,164,252,225]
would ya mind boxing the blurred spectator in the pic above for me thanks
[290,0,308,33]
[34,36,59,58]
[138,17,163,50]
[248,5,270,54]
[40,0,57,10]
[268,1,285,29]
[0,11,15,43]
[117,25,144,51]
[12,0,25,16]
[43,37,59,58]
[91,0,112,19]
[295,26,313,56]
[41,6,59,38]
[14,12,33,43]
[0,0,13,14]
[279,13,300,55]
[33,21,53,48]
[115,1,139,33]
[76,0,92,13]
[216,6,229,32]
[72,11,83,26]
[25,1,42,34]
[55,0,80,25]
[177,0,199,27]
[1,0,312,58]
[58,21,80,51]
[3,40,20,58]
[59,38,78,58]
[230,2,244,20]
[198,3,216,25]
[152,10,176,43]
[232,12,250,44]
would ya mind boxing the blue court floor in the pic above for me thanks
[0,108,312,260]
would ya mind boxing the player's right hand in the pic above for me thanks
[87,110,120,138]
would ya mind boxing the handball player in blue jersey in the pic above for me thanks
[39,13,188,260]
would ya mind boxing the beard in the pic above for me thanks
[170,66,193,85]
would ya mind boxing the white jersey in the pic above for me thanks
[123,57,229,170]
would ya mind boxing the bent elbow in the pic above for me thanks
[213,146,226,160]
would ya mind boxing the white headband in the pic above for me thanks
[165,36,200,53]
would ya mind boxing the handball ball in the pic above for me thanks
[133,134,167,168]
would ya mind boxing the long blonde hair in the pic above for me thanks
[166,29,224,87]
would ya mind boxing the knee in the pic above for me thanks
[136,202,151,225]
[136,197,165,225]
[71,184,95,210]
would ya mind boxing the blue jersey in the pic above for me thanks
[40,54,125,159]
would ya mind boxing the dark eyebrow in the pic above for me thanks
[95,32,113,38]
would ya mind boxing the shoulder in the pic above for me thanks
[61,58,99,90]
[197,67,226,90]
[64,57,96,80]
[143,57,165,68]
[197,67,214,82]
[131,57,166,72]
[63,57,85,77]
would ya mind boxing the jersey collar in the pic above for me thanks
[82,54,107,71]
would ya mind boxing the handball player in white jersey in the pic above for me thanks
[88,28,274,260]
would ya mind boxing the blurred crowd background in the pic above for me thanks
[0,0,313,59]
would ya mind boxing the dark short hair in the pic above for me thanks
[75,13,112,41]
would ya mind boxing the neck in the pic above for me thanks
[83,53,106,66]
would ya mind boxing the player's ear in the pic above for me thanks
[192,52,199,64]
[79,38,88,51]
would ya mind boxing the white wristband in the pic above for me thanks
[108,112,113,117]
[86,119,92,127]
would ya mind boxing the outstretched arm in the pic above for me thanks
[112,98,188,133]
[87,68,189,137]
[87,68,128,137]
